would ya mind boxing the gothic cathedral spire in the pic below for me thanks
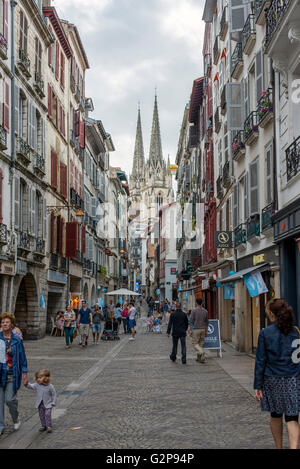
[148,93,164,168]
[130,105,145,189]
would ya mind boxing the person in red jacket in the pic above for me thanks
[121,304,129,334]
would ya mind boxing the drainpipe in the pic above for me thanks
[9,1,17,312]
[271,59,279,212]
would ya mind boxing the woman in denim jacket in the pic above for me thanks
[254,299,300,449]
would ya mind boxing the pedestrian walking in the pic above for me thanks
[0,312,28,434]
[121,304,128,334]
[63,305,76,349]
[25,369,56,434]
[189,298,208,363]
[114,303,123,330]
[166,302,189,364]
[92,305,102,344]
[254,298,300,450]
[128,303,136,341]
[77,300,93,348]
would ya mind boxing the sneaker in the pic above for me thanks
[170,356,176,362]
[14,421,21,431]
[129,337,135,341]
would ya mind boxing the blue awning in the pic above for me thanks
[219,263,270,285]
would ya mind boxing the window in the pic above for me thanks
[60,52,65,89]
[255,49,264,103]
[265,143,273,205]
[19,10,28,55]
[156,193,163,207]
[0,0,8,44]
[35,38,42,76]
[2,78,9,131]
[250,159,259,214]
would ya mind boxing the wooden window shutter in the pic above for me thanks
[0,170,3,223]
[60,52,65,89]
[74,110,80,137]
[50,211,55,253]
[62,109,65,136]
[79,121,85,148]
[3,79,9,131]
[55,42,60,80]
[81,225,86,254]
[48,84,52,117]
[51,150,58,189]
[65,221,77,258]
[75,166,78,193]
[3,0,8,42]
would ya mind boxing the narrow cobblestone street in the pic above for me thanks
[0,316,284,450]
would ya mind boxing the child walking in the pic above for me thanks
[26,369,56,433]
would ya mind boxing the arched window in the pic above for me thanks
[156,193,163,207]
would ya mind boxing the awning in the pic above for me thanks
[196,258,234,273]
[219,263,270,285]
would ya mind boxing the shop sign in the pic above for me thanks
[253,254,265,266]
[202,278,210,290]
[244,271,268,298]
[215,231,233,249]
[204,319,222,357]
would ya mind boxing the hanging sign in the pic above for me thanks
[244,271,268,298]
[215,231,233,249]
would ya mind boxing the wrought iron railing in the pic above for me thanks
[255,0,271,22]
[261,202,275,231]
[266,0,291,46]
[18,231,30,250]
[257,88,274,125]
[286,135,300,181]
[34,152,45,174]
[242,14,256,51]
[231,42,243,76]
[18,49,31,76]
[244,111,259,142]
[232,130,245,158]
[50,253,58,268]
[0,223,7,244]
[246,213,260,240]
[0,124,7,150]
[35,238,45,254]
[234,224,247,247]
[0,32,8,58]
[17,136,31,162]
[222,160,231,188]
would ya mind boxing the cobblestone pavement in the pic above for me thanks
[0,317,285,449]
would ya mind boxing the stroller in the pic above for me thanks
[101,318,120,341]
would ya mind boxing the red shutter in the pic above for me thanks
[51,150,57,189]
[48,84,52,117]
[3,79,9,131]
[81,225,86,253]
[62,109,65,136]
[74,110,80,137]
[50,211,55,253]
[56,100,60,130]
[3,0,8,42]
[65,222,77,258]
[75,166,78,193]
[0,169,3,223]
[79,121,85,148]
[55,42,60,80]
[60,52,64,89]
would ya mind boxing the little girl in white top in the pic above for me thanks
[26,369,56,433]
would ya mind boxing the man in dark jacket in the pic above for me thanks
[167,302,189,364]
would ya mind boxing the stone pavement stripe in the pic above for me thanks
[0,334,133,449]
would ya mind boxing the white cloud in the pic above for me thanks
[158,0,204,63]
[52,0,112,33]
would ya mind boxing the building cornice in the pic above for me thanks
[43,7,72,59]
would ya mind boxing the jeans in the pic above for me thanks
[0,378,19,431]
[126,318,130,333]
[170,336,186,362]
[64,327,74,346]
[122,318,127,333]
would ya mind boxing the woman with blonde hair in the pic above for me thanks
[254,298,300,449]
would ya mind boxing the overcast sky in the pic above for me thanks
[53,0,205,177]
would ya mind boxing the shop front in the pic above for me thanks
[273,196,300,324]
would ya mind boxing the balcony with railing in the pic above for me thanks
[17,136,31,165]
[242,14,256,55]
[0,33,8,60]
[18,231,31,251]
[286,135,300,182]
[0,223,7,245]
[255,0,272,25]
[0,124,7,151]
[232,130,246,161]
[246,213,261,241]
[244,111,259,145]
[18,49,31,78]
[234,224,247,247]
[34,238,45,256]
[216,175,224,200]
[214,107,221,133]
[213,35,220,65]
[261,202,275,232]
[222,160,232,189]
[34,72,45,97]
[220,6,228,40]
[266,0,291,48]
[257,88,274,127]
[231,42,243,79]
[33,152,45,177]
